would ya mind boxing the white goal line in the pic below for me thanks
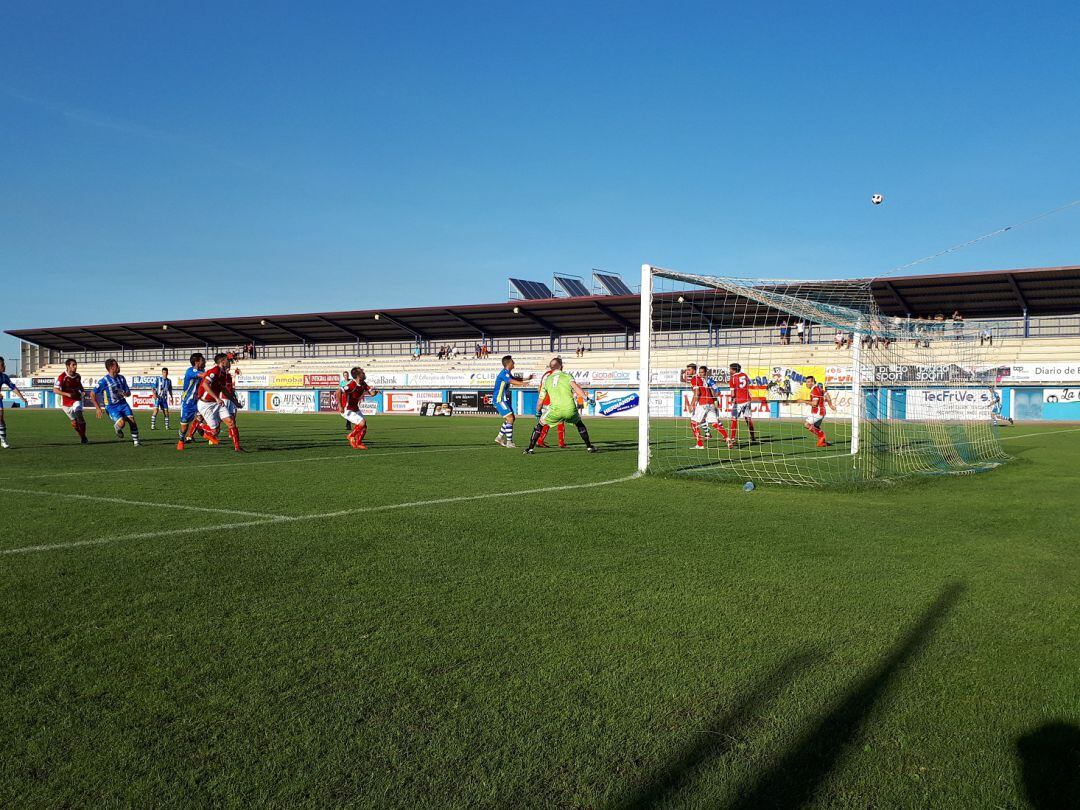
[0,474,641,557]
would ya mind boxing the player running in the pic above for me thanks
[0,357,29,449]
[339,367,380,449]
[176,352,207,450]
[804,375,833,447]
[535,358,567,448]
[91,358,140,446]
[524,357,597,454]
[493,355,535,448]
[195,353,244,451]
[150,367,173,431]
[988,385,1014,426]
[53,358,88,444]
[726,362,758,447]
[689,364,728,449]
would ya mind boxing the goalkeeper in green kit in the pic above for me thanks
[524,357,598,454]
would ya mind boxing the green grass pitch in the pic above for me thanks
[1,410,1077,807]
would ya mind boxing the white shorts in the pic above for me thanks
[197,399,227,430]
[731,402,753,420]
[223,399,237,418]
[691,404,720,424]
[805,413,824,428]
[61,402,84,421]
[342,409,366,426]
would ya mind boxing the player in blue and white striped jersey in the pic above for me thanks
[150,367,173,431]
[0,356,29,449]
[91,358,140,446]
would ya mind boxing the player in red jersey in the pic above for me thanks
[195,353,243,451]
[535,358,567,448]
[53,358,89,444]
[726,362,758,448]
[688,365,727,449]
[339,367,380,449]
[804,375,833,447]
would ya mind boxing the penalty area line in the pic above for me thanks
[0,445,482,482]
[998,426,1080,442]
[1,474,640,557]
[0,487,288,520]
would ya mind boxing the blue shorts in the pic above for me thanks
[106,402,134,422]
[495,401,513,417]
[180,401,198,423]
[155,397,170,411]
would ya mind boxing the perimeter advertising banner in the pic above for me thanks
[383,391,445,414]
[1043,388,1080,403]
[906,388,995,419]
[450,391,480,413]
[272,373,306,388]
[594,389,676,418]
[304,374,341,387]
[265,390,317,413]
[999,363,1080,383]
[234,373,269,388]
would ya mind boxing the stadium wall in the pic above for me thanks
[7,382,1080,421]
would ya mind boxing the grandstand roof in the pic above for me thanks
[8,265,1080,352]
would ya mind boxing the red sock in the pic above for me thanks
[72,421,84,437]
[538,425,550,444]
[200,423,215,438]
[729,421,738,440]
[746,417,757,439]
[557,423,566,445]
[713,422,729,439]
[808,425,823,438]
[691,423,703,446]
[228,424,241,450]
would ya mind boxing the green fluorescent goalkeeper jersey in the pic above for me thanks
[542,370,577,413]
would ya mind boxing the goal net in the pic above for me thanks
[637,265,1008,486]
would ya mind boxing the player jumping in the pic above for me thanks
[689,364,727,449]
[0,357,29,448]
[176,352,207,450]
[53,358,88,444]
[535,357,567,448]
[150,367,173,430]
[726,362,758,447]
[524,357,597,454]
[493,355,535,448]
[339,367,380,449]
[91,358,140,446]
[804,375,833,447]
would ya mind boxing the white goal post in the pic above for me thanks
[636,264,1007,485]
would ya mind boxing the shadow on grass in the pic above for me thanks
[726,582,965,809]
[615,650,818,809]
[1016,722,1080,809]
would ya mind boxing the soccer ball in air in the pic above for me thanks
[871,194,884,205]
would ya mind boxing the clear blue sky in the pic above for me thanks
[2,1,1079,369]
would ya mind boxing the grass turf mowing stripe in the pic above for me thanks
[1,474,640,556]
[0,444,493,482]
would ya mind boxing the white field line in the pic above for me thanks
[998,426,1080,442]
[1,474,640,556]
[0,487,287,519]
[0,445,478,482]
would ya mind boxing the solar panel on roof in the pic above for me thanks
[594,272,633,296]
[554,276,590,297]
[509,278,553,300]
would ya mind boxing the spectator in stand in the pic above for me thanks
[952,310,964,340]
[412,345,421,361]
[474,343,482,359]
[779,319,790,345]
[834,329,845,349]
[576,343,585,358]
[980,326,993,346]
[796,320,806,344]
